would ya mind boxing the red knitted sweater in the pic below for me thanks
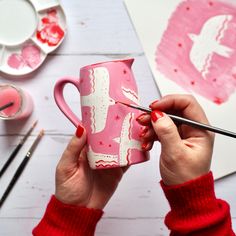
[33,172,235,236]
[32,196,103,236]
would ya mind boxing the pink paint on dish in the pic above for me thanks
[7,53,25,69]
[37,9,64,47]
[21,44,41,68]
[155,0,236,104]
[7,44,41,70]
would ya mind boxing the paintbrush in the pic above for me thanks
[116,101,236,139]
[0,102,14,112]
[0,129,44,208]
[0,121,38,178]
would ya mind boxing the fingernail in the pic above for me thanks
[136,113,146,121]
[141,143,148,150]
[149,100,159,108]
[139,127,148,137]
[76,125,84,138]
[151,110,163,122]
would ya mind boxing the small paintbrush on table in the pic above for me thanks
[0,129,44,208]
[116,101,236,139]
[0,121,38,178]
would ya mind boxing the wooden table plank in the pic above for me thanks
[55,0,143,55]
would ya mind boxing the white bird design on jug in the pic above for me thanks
[113,112,141,166]
[81,67,115,133]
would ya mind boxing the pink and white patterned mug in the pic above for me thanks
[54,58,149,169]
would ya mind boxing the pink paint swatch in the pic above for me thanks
[22,45,41,68]
[37,9,64,47]
[155,0,236,104]
[8,54,25,70]
[7,44,41,70]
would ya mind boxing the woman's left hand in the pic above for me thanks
[55,126,128,209]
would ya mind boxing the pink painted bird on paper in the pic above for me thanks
[188,15,234,79]
[155,0,236,104]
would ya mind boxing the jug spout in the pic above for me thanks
[123,58,134,68]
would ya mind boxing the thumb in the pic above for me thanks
[151,110,182,149]
[58,125,87,168]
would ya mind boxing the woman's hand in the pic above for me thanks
[55,125,127,209]
[137,95,215,185]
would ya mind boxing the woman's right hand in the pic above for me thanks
[137,94,215,185]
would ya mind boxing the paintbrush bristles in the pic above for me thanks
[39,129,45,137]
[33,120,38,128]
[20,120,38,144]
[28,129,44,153]
[116,101,151,113]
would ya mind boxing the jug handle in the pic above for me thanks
[54,77,82,127]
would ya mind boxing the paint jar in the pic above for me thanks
[0,84,34,120]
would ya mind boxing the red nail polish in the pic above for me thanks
[76,125,84,138]
[151,110,163,122]
[149,100,159,108]
[142,143,148,150]
[136,113,146,121]
[139,127,148,137]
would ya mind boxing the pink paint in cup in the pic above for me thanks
[0,84,33,120]
[54,58,150,169]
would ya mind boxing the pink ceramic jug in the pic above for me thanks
[54,58,149,169]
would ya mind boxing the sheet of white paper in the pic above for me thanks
[125,0,236,179]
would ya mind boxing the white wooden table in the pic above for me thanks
[0,1,236,235]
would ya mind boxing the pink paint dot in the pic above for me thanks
[191,81,195,85]
[84,111,88,116]
[109,144,112,147]
[209,2,213,6]
[42,17,50,24]
[212,78,217,82]
[123,69,127,74]
[186,6,190,11]
[214,97,223,105]
[174,68,178,73]
[115,115,120,120]
[178,43,182,47]
[99,141,103,145]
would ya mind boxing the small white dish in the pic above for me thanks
[0,0,67,76]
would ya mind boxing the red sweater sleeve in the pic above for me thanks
[160,172,235,236]
[32,195,103,236]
